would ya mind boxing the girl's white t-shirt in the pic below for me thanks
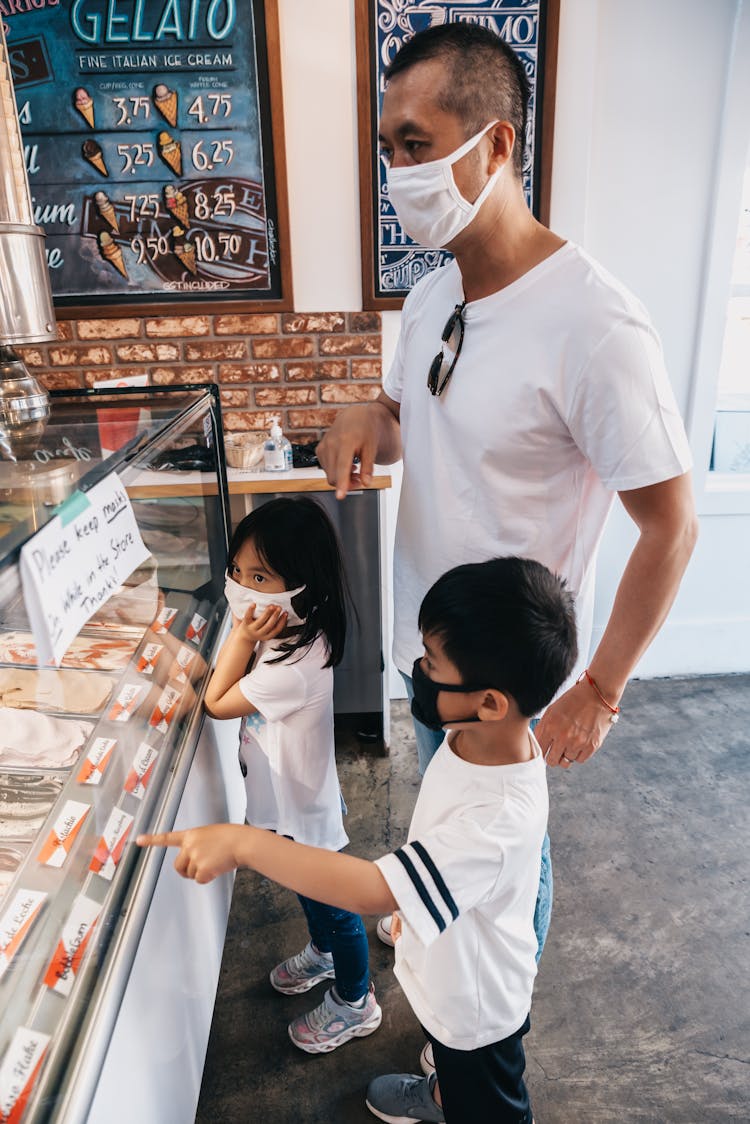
[375,732,548,1050]
[384,243,693,678]
[237,634,348,851]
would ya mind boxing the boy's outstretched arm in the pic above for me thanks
[137,825,398,917]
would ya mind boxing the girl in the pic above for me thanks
[204,497,381,1053]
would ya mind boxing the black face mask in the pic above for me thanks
[410,658,493,731]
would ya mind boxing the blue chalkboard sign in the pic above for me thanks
[356,0,558,308]
[4,0,292,313]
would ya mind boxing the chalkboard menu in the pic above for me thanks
[4,0,292,313]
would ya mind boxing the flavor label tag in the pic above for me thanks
[90,807,133,881]
[185,612,207,644]
[172,644,196,684]
[107,682,145,722]
[37,801,90,868]
[0,1026,51,1124]
[149,685,182,733]
[136,641,164,675]
[76,737,117,785]
[151,606,178,635]
[43,894,101,997]
[124,743,159,800]
[0,890,47,980]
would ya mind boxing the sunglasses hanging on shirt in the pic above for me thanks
[427,301,466,397]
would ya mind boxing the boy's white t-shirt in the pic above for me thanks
[384,243,693,676]
[375,731,548,1050]
[237,634,348,851]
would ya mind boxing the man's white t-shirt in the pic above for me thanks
[384,243,693,677]
[375,731,548,1050]
[237,634,348,851]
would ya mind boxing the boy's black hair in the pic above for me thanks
[227,497,350,668]
[384,22,530,177]
[418,557,578,717]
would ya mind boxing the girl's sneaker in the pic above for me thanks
[288,983,382,1053]
[269,940,335,995]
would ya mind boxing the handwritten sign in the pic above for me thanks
[20,472,150,666]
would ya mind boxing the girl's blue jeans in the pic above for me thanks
[401,673,552,961]
[296,892,370,1002]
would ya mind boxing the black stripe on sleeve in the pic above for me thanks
[394,848,446,934]
[411,839,459,921]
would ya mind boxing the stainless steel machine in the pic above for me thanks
[0,20,56,461]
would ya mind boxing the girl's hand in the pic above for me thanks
[234,604,288,645]
[137,825,244,884]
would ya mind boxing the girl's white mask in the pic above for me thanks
[224,575,306,626]
[386,120,501,248]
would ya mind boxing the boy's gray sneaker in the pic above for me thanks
[269,940,335,994]
[365,1072,445,1123]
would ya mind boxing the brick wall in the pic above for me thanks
[18,310,382,443]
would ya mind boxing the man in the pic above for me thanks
[317,22,697,978]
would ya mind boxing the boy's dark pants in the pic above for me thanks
[425,1014,532,1124]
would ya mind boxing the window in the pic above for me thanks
[712,159,750,474]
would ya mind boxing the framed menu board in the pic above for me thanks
[4,0,292,315]
[355,0,559,309]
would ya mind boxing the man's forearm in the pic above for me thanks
[588,496,698,702]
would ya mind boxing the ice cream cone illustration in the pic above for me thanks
[74,87,95,128]
[153,83,178,127]
[82,139,108,177]
[98,231,128,278]
[164,184,190,227]
[171,225,197,275]
[94,190,119,234]
[158,131,182,176]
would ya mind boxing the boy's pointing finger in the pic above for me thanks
[136,831,184,848]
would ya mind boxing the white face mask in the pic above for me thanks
[386,121,501,248]
[224,575,306,626]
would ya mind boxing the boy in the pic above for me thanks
[138,556,577,1123]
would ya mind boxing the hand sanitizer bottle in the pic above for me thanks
[263,416,292,472]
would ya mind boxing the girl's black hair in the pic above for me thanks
[227,497,350,667]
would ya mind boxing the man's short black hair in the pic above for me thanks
[385,22,530,176]
[418,557,578,717]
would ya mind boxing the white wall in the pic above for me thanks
[276,0,750,689]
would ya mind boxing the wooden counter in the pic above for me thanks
[125,466,392,499]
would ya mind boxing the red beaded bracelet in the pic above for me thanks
[578,669,620,723]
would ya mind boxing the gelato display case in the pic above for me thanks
[0,385,240,1123]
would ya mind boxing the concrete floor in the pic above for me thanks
[195,675,750,1123]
